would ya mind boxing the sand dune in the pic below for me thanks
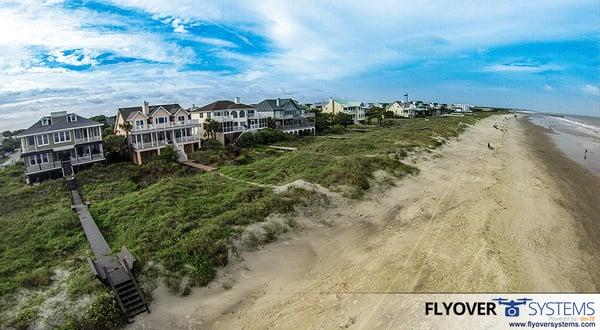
[131,115,599,329]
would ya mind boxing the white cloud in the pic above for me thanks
[581,84,600,97]
[171,18,187,33]
[544,84,553,91]
[483,63,563,73]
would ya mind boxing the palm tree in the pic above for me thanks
[204,119,220,139]
[119,121,132,137]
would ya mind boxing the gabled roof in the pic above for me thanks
[192,100,254,112]
[256,99,305,112]
[18,113,102,137]
[117,104,183,121]
[328,98,363,108]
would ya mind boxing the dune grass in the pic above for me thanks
[0,111,499,327]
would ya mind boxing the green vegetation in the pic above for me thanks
[0,111,498,328]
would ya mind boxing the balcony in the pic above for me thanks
[221,125,246,133]
[276,123,315,131]
[130,119,200,133]
[74,135,102,144]
[247,123,268,131]
[131,136,200,150]
[273,111,315,119]
[211,115,248,123]
[25,154,104,174]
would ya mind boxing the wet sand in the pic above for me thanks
[131,115,600,329]
[522,118,600,285]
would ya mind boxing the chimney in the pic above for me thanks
[142,100,149,115]
[276,98,280,107]
[234,97,240,104]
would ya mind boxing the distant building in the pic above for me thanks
[114,102,201,165]
[453,104,472,113]
[17,111,105,183]
[322,98,366,124]
[189,99,268,145]
[386,101,415,118]
[255,98,315,135]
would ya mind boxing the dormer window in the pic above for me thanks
[41,118,50,126]
[68,114,77,122]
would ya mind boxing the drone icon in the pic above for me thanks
[493,298,533,317]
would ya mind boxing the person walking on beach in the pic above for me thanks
[584,149,587,160]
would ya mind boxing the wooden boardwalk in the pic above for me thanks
[71,189,111,258]
[181,160,216,172]
[66,177,149,319]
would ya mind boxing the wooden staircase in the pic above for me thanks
[66,175,150,322]
[108,268,149,319]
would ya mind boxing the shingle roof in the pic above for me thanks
[192,100,254,111]
[256,99,304,112]
[117,104,183,120]
[18,113,102,137]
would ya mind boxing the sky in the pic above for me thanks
[0,0,598,131]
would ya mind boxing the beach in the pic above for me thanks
[131,114,600,329]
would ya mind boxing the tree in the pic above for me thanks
[156,145,179,163]
[1,130,11,137]
[118,121,132,137]
[102,134,129,163]
[332,113,354,126]
[204,119,220,139]
[0,137,19,154]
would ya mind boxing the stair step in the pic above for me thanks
[125,301,146,313]
[121,294,141,305]
[115,280,134,289]
[120,290,141,302]
[127,305,148,317]
[124,297,142,308]
[116,282,135,292]
[118,287,138,298]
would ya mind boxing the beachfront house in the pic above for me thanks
[255,98,316,135]
[17,111,105,183]
[386,101,417,118]
[322,98,366,124]
[114,102,201,165]
[189,98,269,145]
[453,104,472,113]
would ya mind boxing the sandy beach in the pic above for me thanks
[131,114,600,329]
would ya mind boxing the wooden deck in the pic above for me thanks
[181,160,216,172]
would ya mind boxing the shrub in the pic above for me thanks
[19,267,53,288]
[155,145,179,163]
[235,128,293,148]
[79,292,124,329]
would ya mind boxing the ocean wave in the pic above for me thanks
[554,116,600,135]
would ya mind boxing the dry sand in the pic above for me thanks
[131,115,600,329]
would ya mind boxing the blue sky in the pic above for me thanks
[0,0,598,130]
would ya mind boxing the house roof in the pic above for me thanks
[192,100,254,112]
[18,113,102,137]
[256,99,305,112]
[117,104,184,121]
[328,98,364,107]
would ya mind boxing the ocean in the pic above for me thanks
[529,113,600,174]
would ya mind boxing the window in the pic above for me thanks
[198,112,204,118]
[178,115,186,122]
[232,111,238,118]
[135,119,144,127]
[239,110,245,118]
[206,112,211,119]
[36,134,49,146]
[156,117,167,124]
[41,118,50,126]
[224,111,229,117]
[53,131,70,143]
[29,153,49,165]
[68,114,77,122]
